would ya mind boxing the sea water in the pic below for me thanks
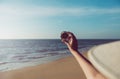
[0,39,119,72]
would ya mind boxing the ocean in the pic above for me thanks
[0,39,119,72]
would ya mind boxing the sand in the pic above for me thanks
[0,55,87,79]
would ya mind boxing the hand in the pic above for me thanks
[61,32,78,51]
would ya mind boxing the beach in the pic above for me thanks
[0,39,118,79]
[0,55,87,79]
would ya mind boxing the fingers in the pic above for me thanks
[69,36,73,45]
[61,39,70,47]
[61,31,76,44]
[67,32,76,39]
[61,31,78,51]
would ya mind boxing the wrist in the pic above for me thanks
[69,47,78,52]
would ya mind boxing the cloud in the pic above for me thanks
[0,4,120,18]
[0,4,120,39]
[0,4,120,29]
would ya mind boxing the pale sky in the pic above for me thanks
[0,0,120,39]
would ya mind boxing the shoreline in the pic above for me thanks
[0,54,87,79]
[0,54,72,72]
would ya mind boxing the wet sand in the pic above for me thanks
[0,55,87,79]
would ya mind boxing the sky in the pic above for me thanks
[0,0,120,39]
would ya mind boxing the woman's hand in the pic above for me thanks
[61,32,78,51]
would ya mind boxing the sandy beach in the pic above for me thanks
[0,55,87,79]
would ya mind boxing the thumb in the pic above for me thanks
[64,41,72,50]
[62,40,70,47]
